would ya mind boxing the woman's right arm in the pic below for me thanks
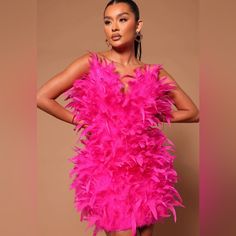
[36,52,91,125]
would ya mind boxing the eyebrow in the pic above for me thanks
[104,12,130,20]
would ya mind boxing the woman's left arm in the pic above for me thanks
[160,68,200,123]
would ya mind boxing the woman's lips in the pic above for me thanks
[111,35,121,41]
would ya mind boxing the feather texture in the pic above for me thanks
[62,52,185,236]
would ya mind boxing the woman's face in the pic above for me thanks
[103,3,142,49]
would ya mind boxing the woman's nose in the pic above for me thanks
[111,21,119,31]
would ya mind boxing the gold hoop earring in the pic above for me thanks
[105,38,111,47]
[135,31,143,43]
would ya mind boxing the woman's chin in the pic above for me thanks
[111,42,130,50]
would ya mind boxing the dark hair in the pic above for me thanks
[104,0,142,60]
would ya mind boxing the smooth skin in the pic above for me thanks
[105,224,154,236]
[37,2,199,236]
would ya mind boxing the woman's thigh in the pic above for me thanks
[104,224,154,236]
[105,229,135,236]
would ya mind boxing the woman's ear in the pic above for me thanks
[136,19,143,32]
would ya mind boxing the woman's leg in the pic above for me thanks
[105,224,154,236]
[138,224,154,236]
[105,229,138,236]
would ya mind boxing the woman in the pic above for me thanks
[37,1,199,236]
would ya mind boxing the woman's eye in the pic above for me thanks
[104,18,127,25]
[120,18,127,22]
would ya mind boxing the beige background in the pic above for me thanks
[2,1,236,236]
[37,0,199,235]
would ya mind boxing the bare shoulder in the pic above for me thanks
[63,51,92,75]
[96,50,110,58]
[95,50,111,62]
[37,51,93,100]
[158,66,179,87]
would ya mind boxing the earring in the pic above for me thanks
[105,38,111,47]
[135,31,143,43]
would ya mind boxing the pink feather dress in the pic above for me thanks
[62,51,185,236]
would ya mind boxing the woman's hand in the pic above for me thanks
[72,118,92,138]
[73,118,88,130]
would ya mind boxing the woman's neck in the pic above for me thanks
[105,48,141,66]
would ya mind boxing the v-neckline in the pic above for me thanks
[88,51,149,94]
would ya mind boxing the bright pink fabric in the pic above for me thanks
[63,52,185,236]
